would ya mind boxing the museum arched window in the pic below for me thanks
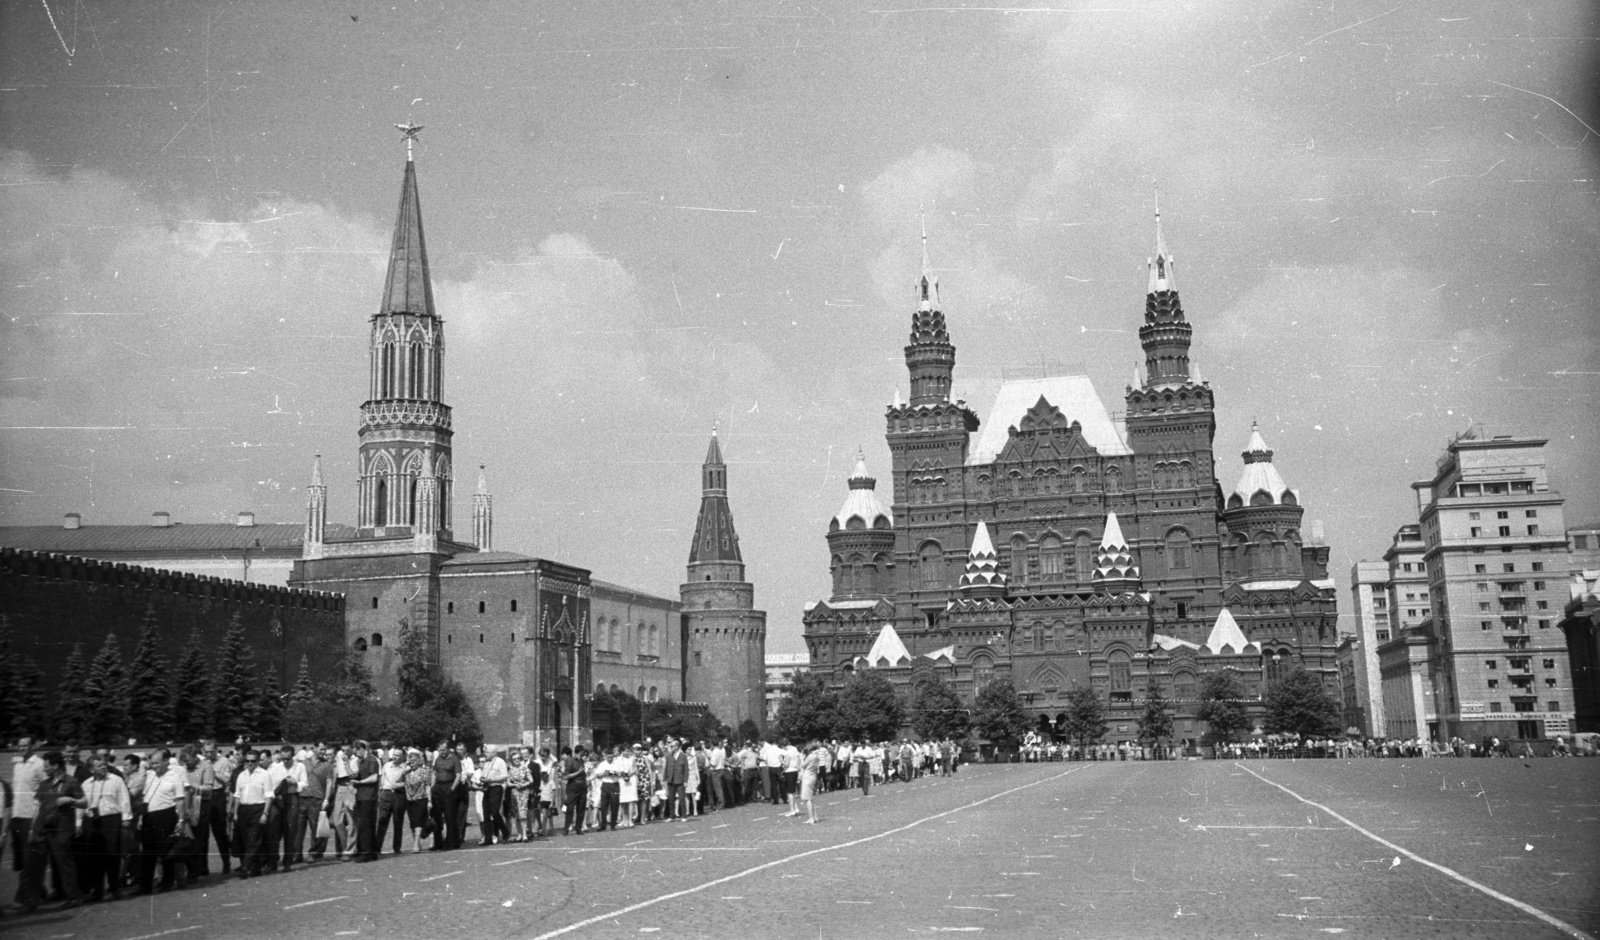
[1105,465,1122,494]
[1009,535,1028,583]
[1264,649,1290,687]
[1166,529,1192,571]
[1034,621,1046,652]
[1039,535,1063,578]
[1174,671,1196,703]
[972,654,995,690]
[1074,533,1094,582]
[919,542,944,587]
[374,478,388,528]
[1109,651,1132,695]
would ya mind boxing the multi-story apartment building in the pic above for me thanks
[1411,433,1573,743]
[1347,561,1389,736]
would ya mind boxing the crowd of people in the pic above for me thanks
[2,734,964,916]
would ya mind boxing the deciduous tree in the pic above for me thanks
[833,672,902,742]
[774,672,839,743]
[970,679,1029,746]
[1136,686,1175,751]
[1263,669,1342,740]
[908,674,969,741]
[1195,670,1251,746]
[1060,687,1108,749]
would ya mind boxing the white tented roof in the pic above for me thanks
[1204,608,1257,655]
[968,376,1132,465]
[1231,425,1298,505]
[866,622,911,668]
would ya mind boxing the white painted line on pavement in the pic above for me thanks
[554,846,756,852]
[419,869,466,882]
[120,927,204,940]
[528,764,1093,940]
[492,857,537,866]
[284,895,349,910]
[1235,763,1594,940]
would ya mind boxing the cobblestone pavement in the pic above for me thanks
[1,759,1595,939]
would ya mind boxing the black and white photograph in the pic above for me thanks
[0,1,1596,937]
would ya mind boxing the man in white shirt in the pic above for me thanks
[82,756,131,901]
[480,746,509,845]
[9,740,44,876]
[136,749,191,895]
[781,740,802,816]
[759,739,783,804]
[708,741,730,810]
[230,750,273,878]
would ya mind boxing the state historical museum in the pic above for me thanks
[802,218,1341,747]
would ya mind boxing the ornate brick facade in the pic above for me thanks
[803,213,1340,747]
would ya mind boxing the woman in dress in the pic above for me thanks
[618,744,640,827]
[401,749,433,853]
[799,741,821,824]
[506,748,532,842]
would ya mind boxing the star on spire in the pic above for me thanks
[395,121,424,161]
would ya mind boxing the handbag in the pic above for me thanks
[316,809,332,840]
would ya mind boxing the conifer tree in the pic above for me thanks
[0,614,16,739]
[171,627,213,741]
[126,606,173,742]
[85,633,132,745]
[15,656,48,740]
[325,645,376,707]
[210,613,255,743]
[255,669,284,741]
[54,643,93,742]
[289,654,316,705]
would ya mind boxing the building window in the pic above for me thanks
[479,633,484,644]
[1176,601,1188,620]
[371,597,379,609]
[1470,527,1482,538]
[1503,563,1515,573]
[1534,580,1546,590]
[1576,535,1589,549]
[1474,565,1487,574]
[1166,530,1192,571]
[1532,562,1544,572]
[1469,512,1481,520]
[1109,651,1132,695]
[1376,630,1390,641]
[1489,702,1502,713]
[919,542,945,586]
[1548,701,1561,712]
[446,634,452,644]
[693,651,702,667]
[478,601,486,614]
[1487,679,1499,689]
[1075,534,1094,581]
[1486,660,1497,669]
[1040,536,1064,577]
[447,602,454,614]
[1543,658,1556,669]
[511,599,518,612]
[1480,621,1492,630]
[1538,619,1551,629]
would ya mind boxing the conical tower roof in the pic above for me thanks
[958,520,1008,595]
[1203,607,1256,655]
[1092,511,1142,591]
[1231,423,1297,505]
[689,429,742,565]
[379,157,436,318]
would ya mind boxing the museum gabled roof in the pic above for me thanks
[1203,608,1257,655]
[866,622,911,668]
[968,376,1132,465]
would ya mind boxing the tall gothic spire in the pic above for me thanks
[380,141,436,320]
[688,428,744,576]
[305,454,326,547]
[1140,193,1192,388]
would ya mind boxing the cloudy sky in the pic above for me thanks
[2,1,1595,653]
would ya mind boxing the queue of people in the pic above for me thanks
[3,733,965,916]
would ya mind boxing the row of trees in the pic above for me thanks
[770,667,1343,749]
[590,688,760,747]
[0,612,481,749]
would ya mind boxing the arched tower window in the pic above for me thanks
[438,478,449,531]
[1033,621,1046,652]
[381,342,396,398]
[1105,465,1122,494]
[375,477,388,528]
[409,477,419,526]
[409,343,424,398]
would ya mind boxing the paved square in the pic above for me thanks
[4,759,1596,938]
